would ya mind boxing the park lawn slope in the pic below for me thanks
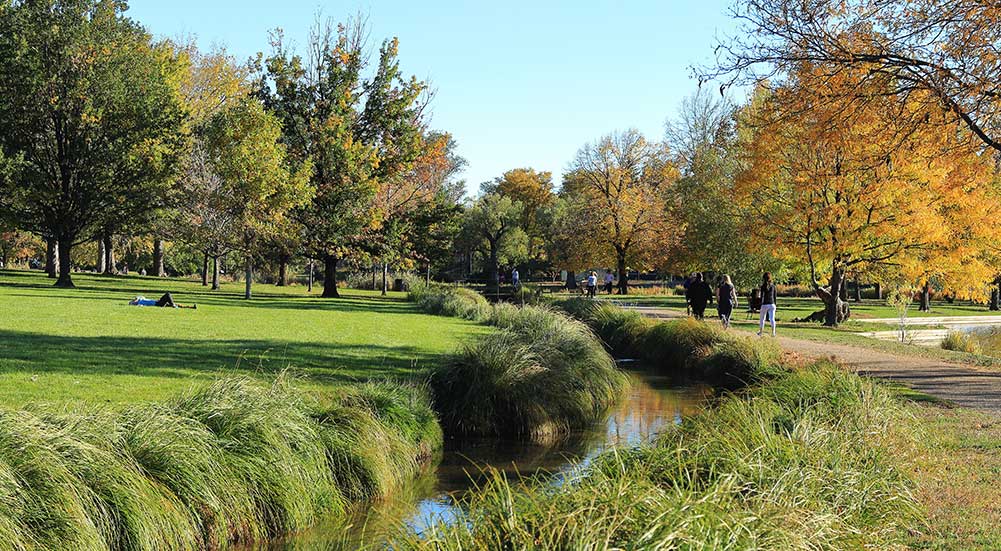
[0,270,488,406]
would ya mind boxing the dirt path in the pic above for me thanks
[628,306,1001,414]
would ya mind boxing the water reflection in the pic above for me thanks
[248,367,710,550]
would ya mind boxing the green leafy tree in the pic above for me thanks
[170,43,251,287]
[460,193,528,292]
[665,90,781,287]
[259,18,426,298]
[203,97,313,299]
[482,168,555,276]
[0,0,187,287]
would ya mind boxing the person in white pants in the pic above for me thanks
[758,272,777,337]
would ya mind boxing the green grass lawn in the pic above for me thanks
[0,269,488,407]
[600,292,1000,320]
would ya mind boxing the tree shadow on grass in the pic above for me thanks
[2,288,421,314]
[0,330,439,388]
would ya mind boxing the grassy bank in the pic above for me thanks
[0,269,486,405]
[0,375,441,550]
[395,362,920,549]
[408,284,627,443]
[905,403,1001,549]
[559,298,783,386]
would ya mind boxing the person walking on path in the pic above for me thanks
[604,271,615,294]
[758,272,777,337]
[512,268,520,289]
[586,271,598,298]
[685,272,712,320]
[717,274,738,329]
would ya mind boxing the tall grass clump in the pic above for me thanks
[941,330,981,355]
[400,363,919,550]
[557,298,782,384]
[315,382,442,501]
[0,376,443,550]
[407,282,490,321]
[169,377,337,539]
[430,306,627,443]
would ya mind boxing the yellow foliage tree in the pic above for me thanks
[737,67,1001,325]
[560,130,679,294]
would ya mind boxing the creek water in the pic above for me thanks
[252,365,711,550]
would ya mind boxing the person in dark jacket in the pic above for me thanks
[717,274,738,329]
[129,292,196,309]
[758,272,777,337]
[685,272,712,320]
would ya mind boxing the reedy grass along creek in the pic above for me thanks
[0,377,441,550]
[409,283,630,442]
[393,364,919,550]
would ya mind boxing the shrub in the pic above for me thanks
[557,300,783,383]
[586,303,652,357]
[941,330,981,355]
[486,300,521,328]
[696,334,783,387]
[430,306,626,443]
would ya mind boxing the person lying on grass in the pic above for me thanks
[128,292,196,309]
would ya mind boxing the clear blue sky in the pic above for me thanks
[127,1,739,196]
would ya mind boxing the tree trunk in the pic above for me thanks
[426,263,431,286]
[153,238,166,277]
[381,262,388,296]
[991,278,1000,311]
[874,282,883,300]
[919,281,931,312]
[244,255,253,300]
[97,239,106,273]
[102,234,115,275]
[201,253,209,286]
[322,255,340,298]
[277,258,288,287]
[45,238,58,278]
[566,270,577,289]
[307,259,314,293]
[853,279,862,302]
[372,265,377,290]
[818,268,851,326]
[211,256,220,290]
[616,253,628,295]
[54,235,74,288]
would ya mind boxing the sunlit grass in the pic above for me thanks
[0,269,487,406]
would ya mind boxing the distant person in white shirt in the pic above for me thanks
[586,271,598,298]
[512,268,520,288]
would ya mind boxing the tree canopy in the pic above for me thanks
[0,0,187,286]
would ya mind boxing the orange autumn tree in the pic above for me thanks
[737,68,1001,325]
[560,129,679,294]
